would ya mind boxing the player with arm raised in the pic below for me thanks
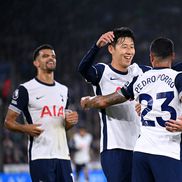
[81,37,182,182]
[78,27,150,182]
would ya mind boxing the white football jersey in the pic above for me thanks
[9,78,70,161]
[73,133,92,164]
[127,68,182,160]
[93,63,144,152]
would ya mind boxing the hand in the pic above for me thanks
[65,110,78,126]
[25,123,44,137]
[80,96,91,109]
[135,102,141,116]
[96,31,114,48]
[165,116,182,132]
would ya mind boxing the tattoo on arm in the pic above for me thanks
[85,92,127,109]
[105,92,127,106]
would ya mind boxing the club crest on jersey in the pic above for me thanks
[124,81,130,87]
[41,105,64,118]
[12,89,19,100]
[60,94,64,102]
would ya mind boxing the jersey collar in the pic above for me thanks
[35,77,55,86]
[153,67,170,70]
[109,64,128,75]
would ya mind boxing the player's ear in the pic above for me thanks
[108,44,114,54]
[33,60,39,68]
[172,52,175,61]
[150,53,154,66]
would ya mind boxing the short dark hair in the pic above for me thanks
[33,44,54,61]
[150,37,174,59]
[111,27,135,46]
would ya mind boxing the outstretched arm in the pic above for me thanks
[80,91,127,109]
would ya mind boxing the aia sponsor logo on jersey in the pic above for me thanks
[41,105,64,117]
[124,81,130,87]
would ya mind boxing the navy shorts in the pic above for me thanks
[29,159,74,182]
[101,148,133,182]
[132,152,182,182]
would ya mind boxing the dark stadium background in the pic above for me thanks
[0,0,181,178]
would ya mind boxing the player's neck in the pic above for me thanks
[153,59,172,68]
[36,73,54,84]
[111,62,128,72]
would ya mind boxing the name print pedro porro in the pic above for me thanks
[134,73,175,93]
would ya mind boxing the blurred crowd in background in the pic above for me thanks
[0,0,182,166]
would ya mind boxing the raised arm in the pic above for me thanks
[96,31,114,48]
[78,44,100,78]
[78,31,114,83]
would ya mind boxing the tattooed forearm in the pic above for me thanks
[81,92,127,109]
[104,92,127,106]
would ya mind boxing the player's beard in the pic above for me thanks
[46,66,56,73]
[46,62,56,72]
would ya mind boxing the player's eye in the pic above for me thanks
[52,55,56,59]
[42,54,49,58]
